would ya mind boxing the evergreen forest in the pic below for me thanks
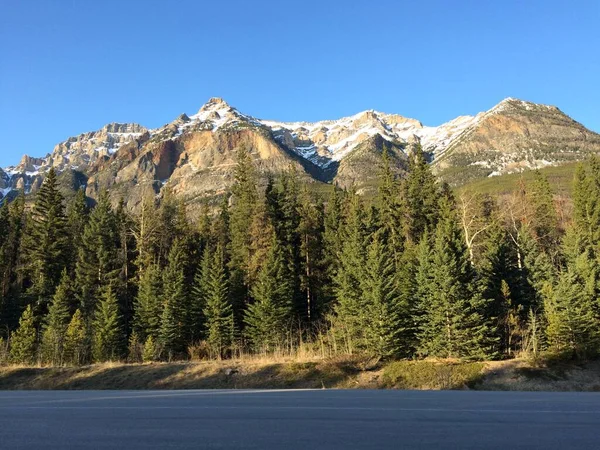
[2,145,600,366]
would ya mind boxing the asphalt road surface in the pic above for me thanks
[1,389,599,449]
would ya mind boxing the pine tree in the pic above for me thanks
[298,187,326,323]
[479,221,525,355]
[376,148,404,261]
[132,193,160,274]
[159,239,190,359]
[244,235,294,352]
[528,170,561,257]
[75,191,121,319]
[572,159,600,250]
[10,305,37,365]
[133,263,162,341]
[142,335,158,362]
[127,331,142,363]
[265,169,303,320]
[114,199,137,329]
[403,143,440,244]
[0,195,25,332]
[41,270,72,365]
[92,287,125,362]
[66,188,89,270]
[333,192,367,354]
[63,309,88,366]
[519,224,555,313]
[22,168,69,318]
[416,196,496,359]
[228,146,259,306]
[545,268,600,360]
[360,232,403,358]
[322,186,344,303]
[200,245,234,359]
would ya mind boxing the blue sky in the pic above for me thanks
[1,0,599,167]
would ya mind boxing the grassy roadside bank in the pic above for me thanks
[1,357,600,391]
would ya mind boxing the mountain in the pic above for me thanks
[432,98,600,185]
[2,97,599,209]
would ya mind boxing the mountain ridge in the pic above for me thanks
[2,97,599,208]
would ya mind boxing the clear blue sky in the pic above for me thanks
[1,0,599,167]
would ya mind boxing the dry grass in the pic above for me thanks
[0,355,365,390]
[2,356,600,391]
[479,359,600,391]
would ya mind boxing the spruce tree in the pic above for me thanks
[10,304,37,364]
[23,168,69,317]
[201,245,234,359]
[63,309,88,365]
[133,263,163,341]
[66,188,89,270]
[528,170,561,257]
[416,196,496,359]
[142,335,158,362]
[133,194,160,274]
[266,169,303,320]
[92,286,125,362]
[360,232,403,358]
[244,235,294,352]
[228,146,259,306]
[41,270,72,365]
[519,224,555,313]
[322,186,345,304]
[403,143,440,244]
[298,187,326,323]
[376,148,404,261]
[479,222,524,355]
[545,267,600,360]
[159,239,190,359]
[0,195,25,332]
[75,191,121,319]
[573,159,600,250]
[333,192,367,354]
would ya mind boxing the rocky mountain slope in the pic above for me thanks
[2,97,599,208]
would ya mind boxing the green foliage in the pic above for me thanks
[142,335,158,362]
[228,146,259,301]
[528,170,561,255]
[5,152,600,367]
[382,361,485,389]
[159,240,190,359]
[63,309,88,366]
[10,305,37,365]
[92,287,125,362]
[41,270,72,365]
[133,264,162,341]
[333,192,367,353]
[360,232,404,358]
[403,144,440,243]
[244,235,294,352]
[0,195,26,332]
[75,191,121,318]
[545,265,600,360]
[297,186,326,321]
[22,168,69,316]
[127,331,142,363]
[416,196,497,360]
[199,245,234,359]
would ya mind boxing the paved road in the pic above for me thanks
[0,389,599,449]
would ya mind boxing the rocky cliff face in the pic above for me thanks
[3,97,599,209]
[0,168,10,200]
[432,98,600,185]
[82,99,313,214]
